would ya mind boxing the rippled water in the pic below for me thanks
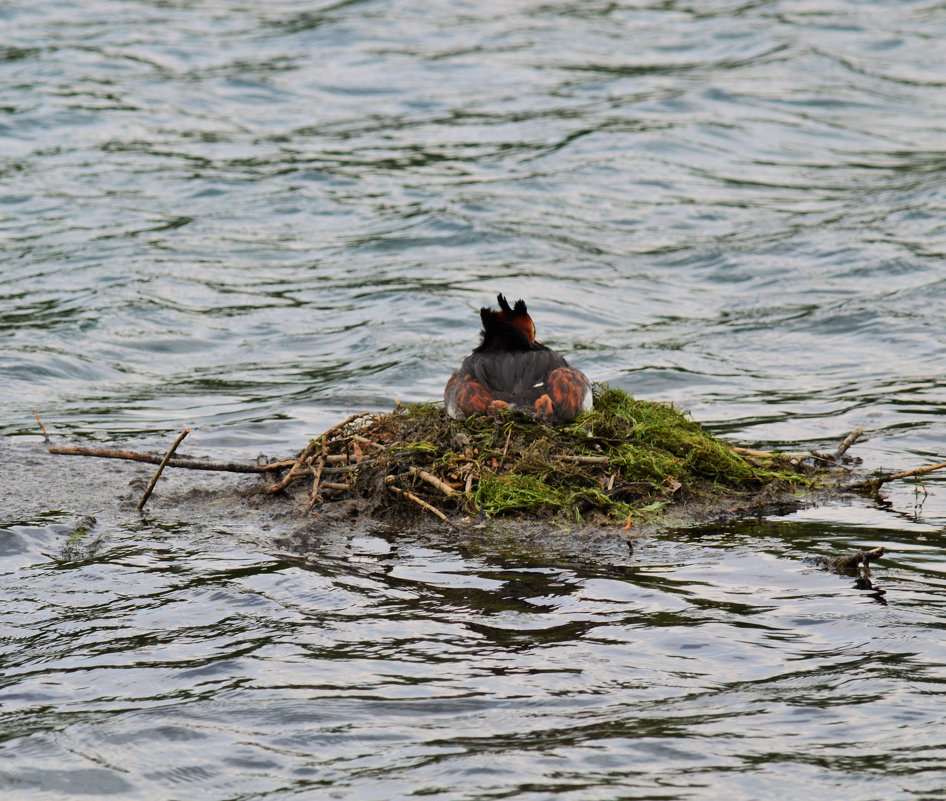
[3,1,946,798]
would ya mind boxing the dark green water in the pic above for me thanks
[2,1,945,798]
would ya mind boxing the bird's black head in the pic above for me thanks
[475,293,537,352]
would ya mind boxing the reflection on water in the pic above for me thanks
[2,0,946,798]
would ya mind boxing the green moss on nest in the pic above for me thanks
[338,385,812,525]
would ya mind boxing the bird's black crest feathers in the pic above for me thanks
[476,293,535,352]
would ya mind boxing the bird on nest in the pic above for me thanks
[444,294,592,425]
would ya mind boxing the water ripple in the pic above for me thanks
[3,1,946,797]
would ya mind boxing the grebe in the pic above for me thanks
[444,294,592,425]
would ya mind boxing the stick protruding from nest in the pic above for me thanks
[138,429,190,512]
[855,460,946,492]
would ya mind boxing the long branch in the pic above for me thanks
[731,428,865,465]
[49,446,290,473]
[857,460,946,491]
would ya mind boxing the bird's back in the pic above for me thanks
[463,346,568,406]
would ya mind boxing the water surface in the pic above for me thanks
[2,1,946,798]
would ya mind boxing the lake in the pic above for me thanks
[2,1,945,799]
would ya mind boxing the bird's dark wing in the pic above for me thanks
[466,347,568,403]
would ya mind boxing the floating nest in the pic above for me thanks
[48,385,943,533]
[257,386,855,529]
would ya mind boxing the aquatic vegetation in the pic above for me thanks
[280,385,822,526]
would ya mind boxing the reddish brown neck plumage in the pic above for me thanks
[476,294,537,352]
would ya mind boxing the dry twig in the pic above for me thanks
[409,466,456,496]
[560,455,610,465]
[265,413,372,495]
[34,411,50,444]
[856,461,946,491]
[138,429,189,512]
[385,477,453,524]
[350,434,386,451]
[500,426,513,463]
[306,437,330,512]
[49,446,289,473]
[833,428,864,461]
[730,446,774,459]
[265,438,322,494]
